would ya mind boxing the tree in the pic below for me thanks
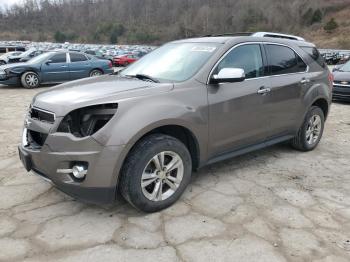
[311,9,323,24]
[324,18,338,33]
[54,31,66,43]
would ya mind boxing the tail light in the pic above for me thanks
[328,72,334,89]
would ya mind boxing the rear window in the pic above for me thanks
[301,46,325,68]
[265,44,307,75]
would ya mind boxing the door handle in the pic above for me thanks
[300,78,311,84]
[257,86,271,95]
[61,65,68,68]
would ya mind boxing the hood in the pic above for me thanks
[333,71,350,82]
[32,74,174,117]
[0,62,29,71]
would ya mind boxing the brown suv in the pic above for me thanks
[19,33,332,212]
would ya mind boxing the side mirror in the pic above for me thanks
[211,68,245,84]
[45,60,53,65]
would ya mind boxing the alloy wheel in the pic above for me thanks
[306,115,322,145]
[141,151,184,201]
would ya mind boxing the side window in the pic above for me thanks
[215,44,264,79]
[265,44,306,75]
[50,53,67,63]
[70,53,88,62]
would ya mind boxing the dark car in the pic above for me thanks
[0,45,26,54]
[18,32,332,212]
[84,49,114,65]
[0,51,114,88]
[7,49,46,63]
[332,61,350,101]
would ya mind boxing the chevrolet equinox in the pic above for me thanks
[19,33,332,212]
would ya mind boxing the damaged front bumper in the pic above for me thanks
[18,110,125,204]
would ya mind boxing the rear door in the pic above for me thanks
[207,43,272,157]
[41,53,70,83]
[263,44,309,138]
[68,53,91,80]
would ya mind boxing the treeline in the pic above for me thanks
[0,0,347,44]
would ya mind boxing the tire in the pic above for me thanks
[0,60,6,65]
[291,106,325,151]
[123,62,129,67]
[119,134,192,212]
[89,69,103,77]
[21,71,40,89]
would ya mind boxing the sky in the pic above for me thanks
[0,0,22,8]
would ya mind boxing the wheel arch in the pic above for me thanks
[112,122,201,192]
[311,97,329,119]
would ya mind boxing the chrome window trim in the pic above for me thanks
[207,41,309,85]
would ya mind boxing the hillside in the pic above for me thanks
[0,0,349,49]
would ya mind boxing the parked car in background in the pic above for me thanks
[332,60,350,101]
[0,51,113,88]
[113,54,139,66]
[84,49,114,63]
[0,45,26,54]
[0,51,23,65]
[18,33,332,212]
[7,49,46,63]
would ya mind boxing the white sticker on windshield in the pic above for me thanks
[191,46,216,52]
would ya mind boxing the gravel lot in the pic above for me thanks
[0,84,350,262]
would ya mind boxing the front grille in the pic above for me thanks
[30,107,55,123]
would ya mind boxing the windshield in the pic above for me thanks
[340,61,350,72]
[27,52,52,64]
[20,48,36,57]
[120,42,220,82]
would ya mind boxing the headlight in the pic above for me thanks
[57,103,118,137]
[0,70,6,75]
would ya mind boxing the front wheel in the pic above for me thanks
[21,71,40,89]
[119,134,192,212]
[291,106,325,151]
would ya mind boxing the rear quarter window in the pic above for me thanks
[301,46,326,68]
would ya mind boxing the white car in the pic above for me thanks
[0,51,23,65]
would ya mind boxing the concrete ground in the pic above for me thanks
[0,84,350,262]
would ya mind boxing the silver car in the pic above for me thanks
[19,33,332,212]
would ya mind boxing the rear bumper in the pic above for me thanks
[18,134,125,204]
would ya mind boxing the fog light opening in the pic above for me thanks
[72,165,87,179]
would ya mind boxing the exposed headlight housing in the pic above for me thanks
[57,103,118,137]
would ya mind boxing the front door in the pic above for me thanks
[208,43,272,157]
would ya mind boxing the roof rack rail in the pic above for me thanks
[200,32,305,41]
[201,32,253,37]
[251,32,305,41]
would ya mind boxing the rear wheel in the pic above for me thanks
[119,134,192,212]
[89,69,103,77]
[21,71,40,89]
[291,106,325,151]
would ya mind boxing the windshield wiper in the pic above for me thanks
[126,74,159,83]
